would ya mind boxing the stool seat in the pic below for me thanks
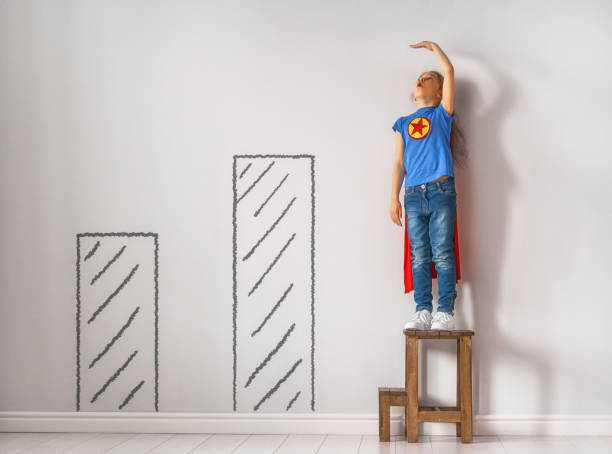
[403,329,474,339]
[378,329,474,443]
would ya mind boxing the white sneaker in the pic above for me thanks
[404,309,433,330]
[431,311,455,330]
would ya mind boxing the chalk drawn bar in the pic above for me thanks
[233,155,316,412]
[76,232,159,411]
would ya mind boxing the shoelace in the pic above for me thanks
[433,312,453,322]
[414,310,431,321]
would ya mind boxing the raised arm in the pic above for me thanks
[410,41,455,115]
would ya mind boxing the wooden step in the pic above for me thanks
[378,387,407,405]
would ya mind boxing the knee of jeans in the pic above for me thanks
[411,245,432,264]
[432,247,455,265]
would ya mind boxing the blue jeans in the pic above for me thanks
[404,177,457,314]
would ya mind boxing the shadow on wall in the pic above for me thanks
[417,53,562,422]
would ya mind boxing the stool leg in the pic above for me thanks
[459,336,473,443]
[405,337,418,442]
[456,337,461,437]
[379,393,390,442]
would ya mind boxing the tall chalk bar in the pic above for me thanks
[232,155,316,412]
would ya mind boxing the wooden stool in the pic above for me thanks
[378,329,474,443]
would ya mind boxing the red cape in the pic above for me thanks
[403,210,462,293]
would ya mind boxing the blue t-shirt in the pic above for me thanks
[392,103,454,187]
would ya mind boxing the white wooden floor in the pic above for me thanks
[0,432,610,453]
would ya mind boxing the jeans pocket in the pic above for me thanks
[404,189,420,210]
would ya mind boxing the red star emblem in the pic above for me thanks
[408,117,431,140]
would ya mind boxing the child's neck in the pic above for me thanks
[416,101,439,109]
[415,96,441,109]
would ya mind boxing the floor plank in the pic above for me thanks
[317,434,362,454]
[146,433,214,453]
[497,435,578,454]
[188,434,250,453]
[0,432,64,454]
[358,434,398,454]
[560,436,612,454]
[60,433,137,454]
[273,434,326,454]
[429,435,505,453]
[14,432,100,454]
[103,433,174,453]
[231,434,288,453]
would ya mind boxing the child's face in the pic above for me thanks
[413,72,441,103]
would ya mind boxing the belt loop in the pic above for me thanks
[436,181,442,192]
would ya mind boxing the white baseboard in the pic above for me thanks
[0,412,611,436]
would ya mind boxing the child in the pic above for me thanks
[389,41,460,331]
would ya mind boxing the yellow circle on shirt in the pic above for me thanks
[408,117,431,140]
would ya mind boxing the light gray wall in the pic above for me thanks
[0,0,610,415]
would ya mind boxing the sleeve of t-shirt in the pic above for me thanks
[438,103,454,121]
[392,117,402,133]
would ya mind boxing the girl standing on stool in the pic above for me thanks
[389,41,459,331]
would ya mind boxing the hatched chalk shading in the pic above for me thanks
[233,155,316,412]
[76,232,159,411]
